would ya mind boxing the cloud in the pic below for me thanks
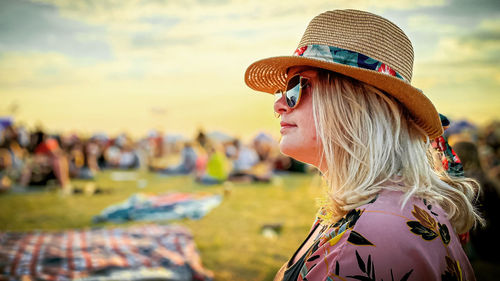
[13,0,450,73]
[405,0,500,29]
[0,51,70,87]
[2,0,498,136]
[32,0,448,22]
[462,18,500,45]
[0,0,112,59]
[428,17,500,66]
[407,15,459,34]
[440,0,500,17]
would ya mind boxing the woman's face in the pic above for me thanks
[274,66,323,168]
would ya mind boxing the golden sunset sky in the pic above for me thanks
[1,0,499,140]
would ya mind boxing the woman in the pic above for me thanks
[244,9,482,281]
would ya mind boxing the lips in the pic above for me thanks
[280,121,297,134]
[280,121,297,128]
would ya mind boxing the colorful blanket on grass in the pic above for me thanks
[0,225,213,281]
[92,192,222,223]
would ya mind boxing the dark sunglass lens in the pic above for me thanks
[286,87,300,108]
[286,75,300,91]
[285,76,302,108]
[300,77,309,87]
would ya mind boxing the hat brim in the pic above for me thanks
[245,56,443,139]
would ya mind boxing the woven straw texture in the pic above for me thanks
[244,9,443,139]
[298,9,413,82]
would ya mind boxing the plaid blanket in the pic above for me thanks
[92,192,222,223]
[0,225,213,281]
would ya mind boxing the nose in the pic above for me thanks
[274,93,289,116]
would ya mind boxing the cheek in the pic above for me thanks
[301,122,317,142]
[311,128,318,141]
[303,115,322,161]
[304,122,321,153]
[279,122,322,166]
[303,108,319,142]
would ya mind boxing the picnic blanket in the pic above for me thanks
[0,224,213,281]
[92,192,222,223]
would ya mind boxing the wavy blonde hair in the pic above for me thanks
[311,70,483,234]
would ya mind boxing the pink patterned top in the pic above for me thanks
[275,189,475,281]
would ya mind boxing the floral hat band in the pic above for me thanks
[293,44,405,81]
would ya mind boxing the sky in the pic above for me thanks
[0,0,499,140]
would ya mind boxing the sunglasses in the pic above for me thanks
[275,74,310,109]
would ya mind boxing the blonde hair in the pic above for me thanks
[311,70,483,234]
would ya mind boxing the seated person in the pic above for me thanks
[227,140,262,182]
[20,137,71,191]
[68,141,95,179]
[104,144,140,170]
[0,138,27,190]
[0,148,13,191]
[153,142,198,175]
[197,144,229,185]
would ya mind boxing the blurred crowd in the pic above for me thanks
[1,119,500,193]
[0,121,309,193]
[1,118,500,266]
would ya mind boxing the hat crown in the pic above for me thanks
[298,9,414,82]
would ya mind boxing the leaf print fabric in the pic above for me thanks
[333,208,363,228]
[442,256,464,281]
[377,63,396,76]
[302,45,334,63]
[407,205,440,241]
[330,48,359,67]
[294,46,308,56]
[278,189,476,281]
[407,220,439,240]
[347,231,374,246]
[357,53,380,71]
[412,205,438,230]
[439,223,451,245]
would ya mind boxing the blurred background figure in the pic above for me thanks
[0,122,27,192]
[454,141,500,263]
[227,139,260,182]
[20,128,72,192]
[481,121,500,185]
[104,134,140,170]
[67,138,95,180]
[445,120,478,145]
[151,142,198,175]
[197,142,230,185]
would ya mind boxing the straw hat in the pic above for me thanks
[245,9,443,139]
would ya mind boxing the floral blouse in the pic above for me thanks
[274,189,475,281]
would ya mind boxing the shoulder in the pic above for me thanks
[300,190,475,281]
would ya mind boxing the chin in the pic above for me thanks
[279,138,319,166]
[279,143,298,159]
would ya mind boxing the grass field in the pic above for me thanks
[0,170,324,281]
[3,170,498,281]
